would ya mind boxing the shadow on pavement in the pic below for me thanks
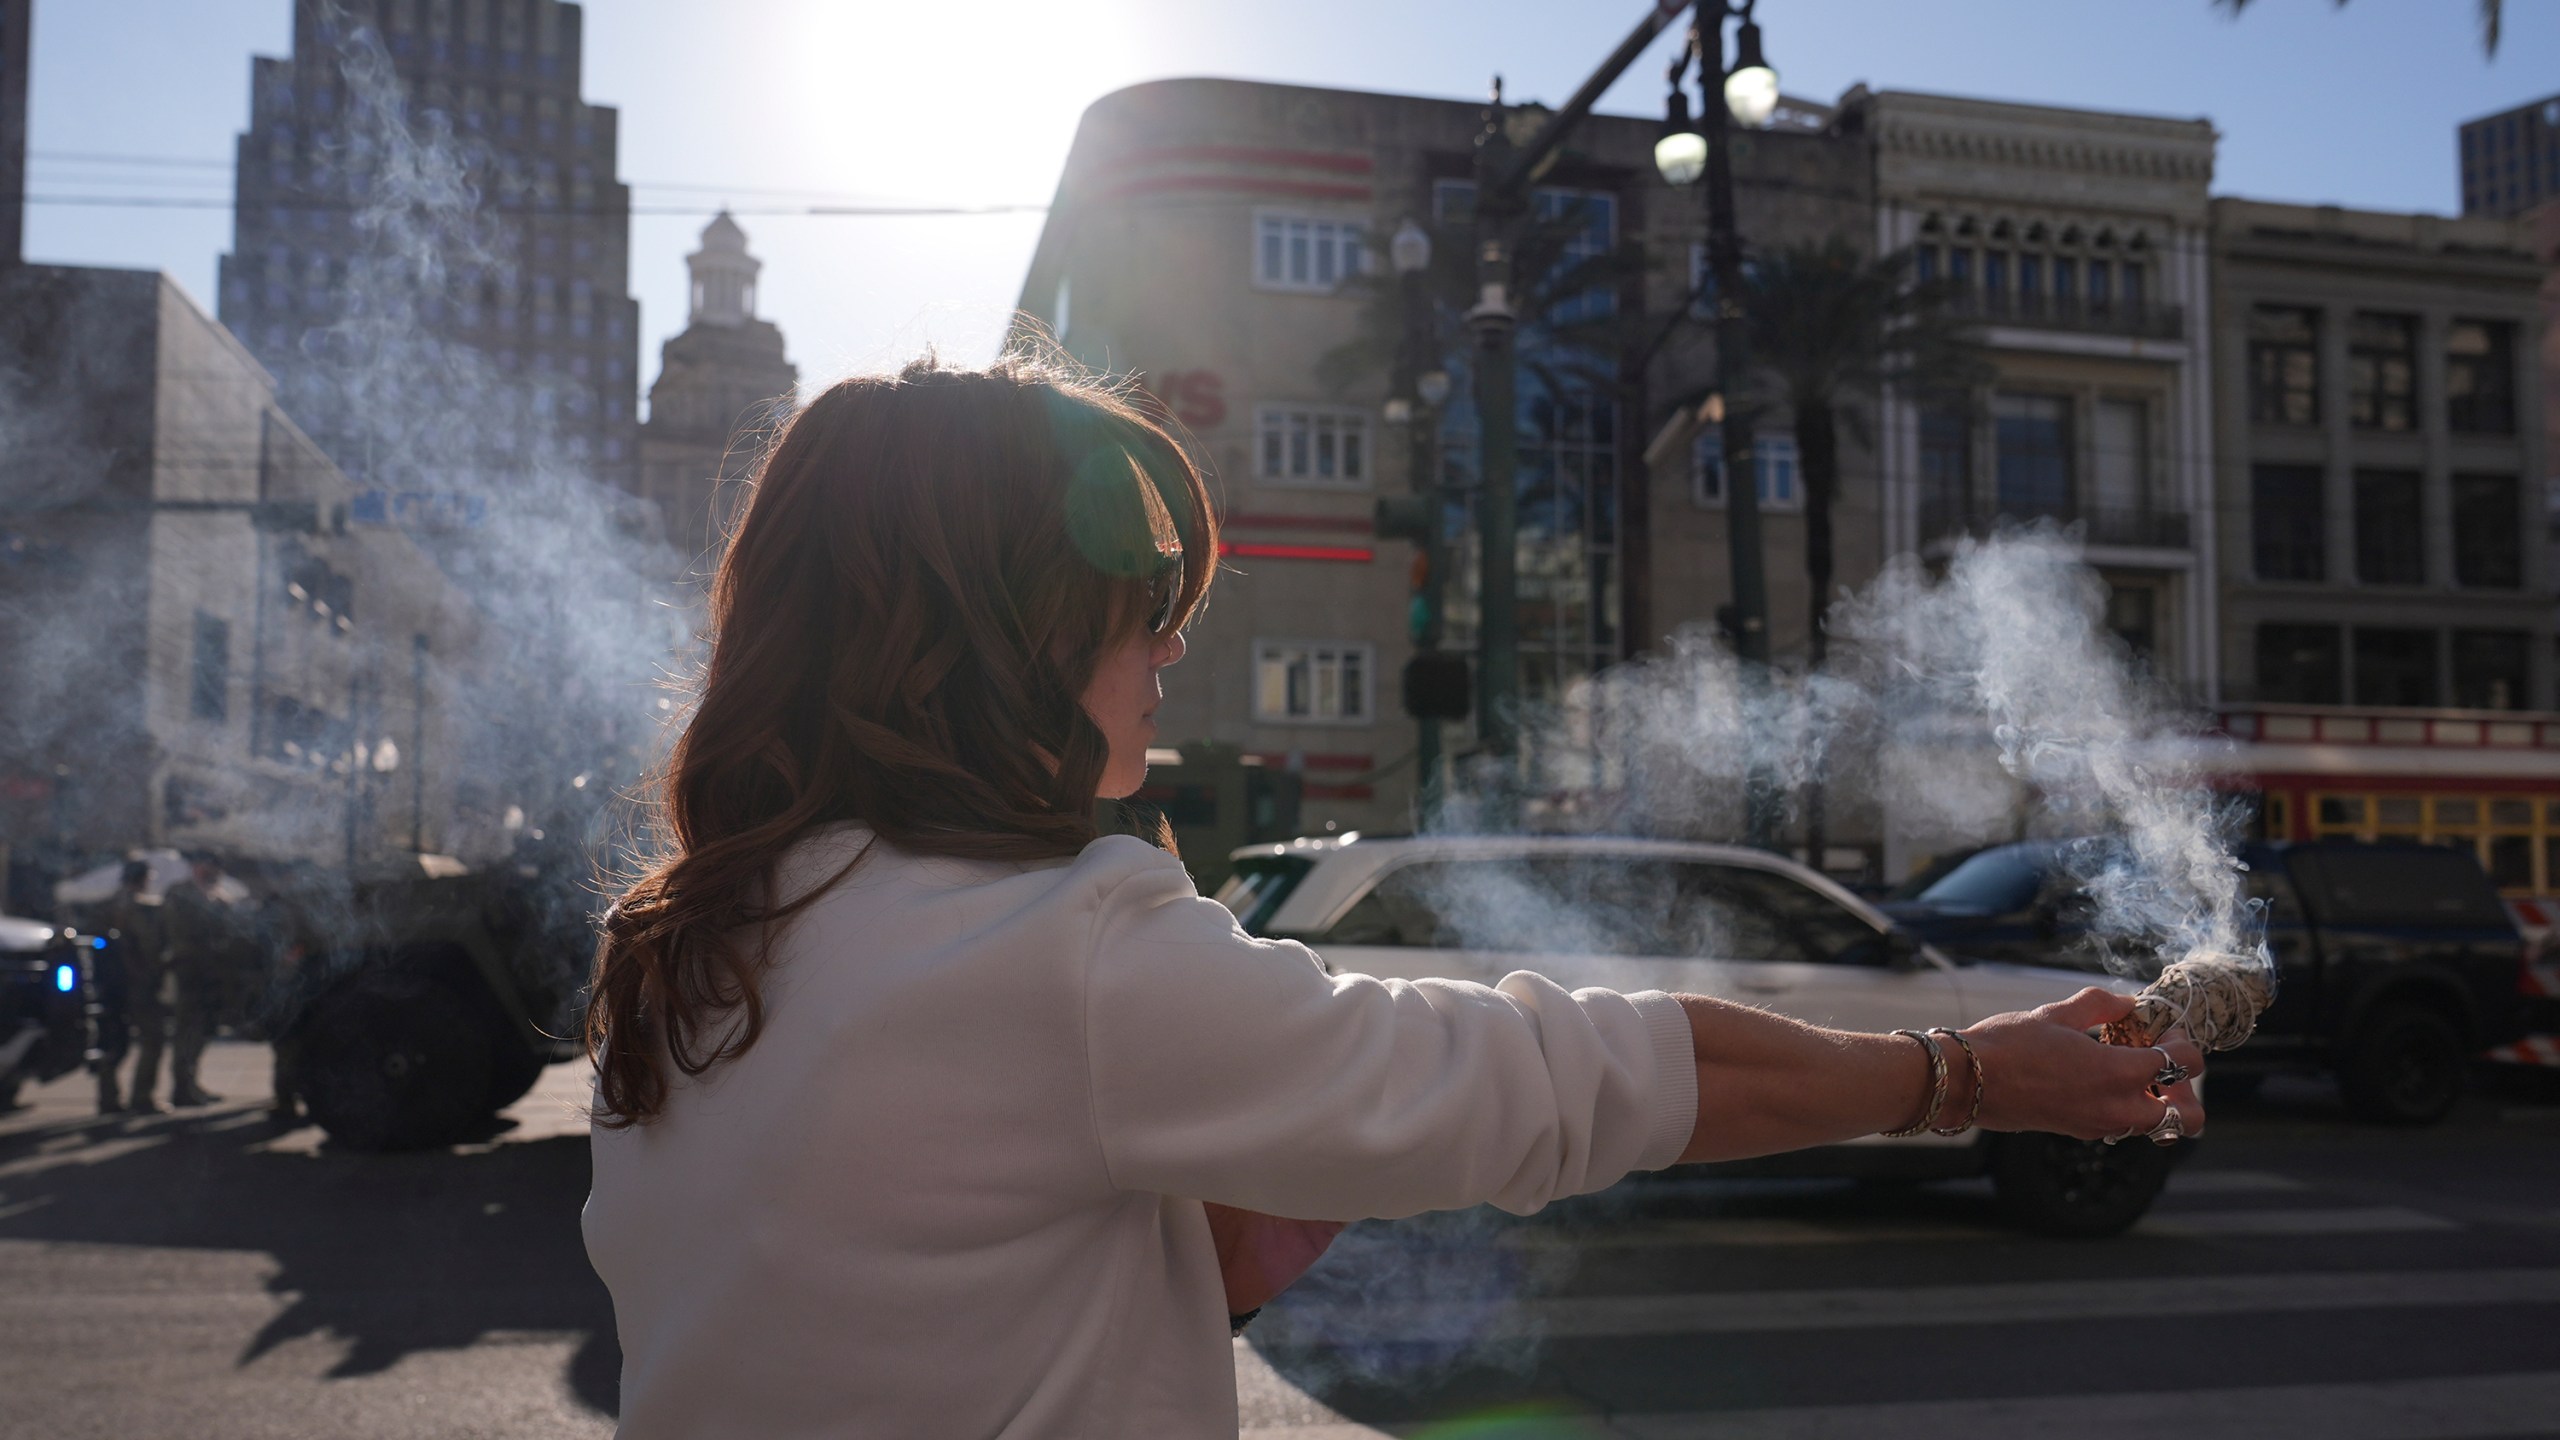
[0,1101,620,1416]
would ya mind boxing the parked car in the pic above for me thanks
[1883,838,2534,1124]
[0,913,93,1109]
[1215,833,2178,1238]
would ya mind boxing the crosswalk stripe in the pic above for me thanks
[2136,1205,2459,1237]
[1238,1370,2560,1440]
[1256,1266,2558,1345]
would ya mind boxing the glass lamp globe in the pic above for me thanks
[1656,88,1707,186]
[1724,66,1780,128]
[1389,219,1432,275]
[1723,22,1780,128]
[1655,130,1708,186]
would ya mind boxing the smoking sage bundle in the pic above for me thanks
[2097,951,2276,1053]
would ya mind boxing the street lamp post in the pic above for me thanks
[1387,219,1450,815]
[1659,0,1782,846]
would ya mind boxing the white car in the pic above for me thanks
[1215,833,2181,1237]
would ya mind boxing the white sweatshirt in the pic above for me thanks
[584,827,1697,1438]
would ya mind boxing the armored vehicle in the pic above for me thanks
[278,840,597,1150]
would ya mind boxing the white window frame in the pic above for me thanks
[1692,430,1803,511]
[1255,404,1373,489]
[1254,211,1368,294]
[1253,640,1376,726]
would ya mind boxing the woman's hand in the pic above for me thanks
[1961,987,2208,1142]
[1673,987,2206,1164]
[1201,1202,1347,1317]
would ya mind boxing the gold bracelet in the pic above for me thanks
[1928,1027,1984,1136]
[1882,1029,1947,1137]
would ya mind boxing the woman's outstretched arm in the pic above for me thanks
[1675,986,2207,1165]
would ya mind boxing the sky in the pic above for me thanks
[22,0,2559,412]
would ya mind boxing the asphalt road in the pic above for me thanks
[5,1045,2556,1439]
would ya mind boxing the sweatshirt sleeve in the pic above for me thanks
[1079,842,1698,1220]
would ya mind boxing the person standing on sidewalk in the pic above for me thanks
[156,854,232,1108]
[91,860,159,1115]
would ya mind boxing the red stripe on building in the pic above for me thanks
[1245,752,1371,772]
[1091,174,1374,204]
[1304,784,1376,801]
[1217,541,1373,562]
[1099,145,1376,177]
[1222,512,1376,535]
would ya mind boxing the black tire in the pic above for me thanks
[2339,1003,2467,1126]
[1990,1132,2173,1238]
[478,1022,547,1115]
[289,975,499,1151]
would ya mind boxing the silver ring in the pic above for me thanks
[2144,1103,2186,1147]
[2150,1046,2191,1089]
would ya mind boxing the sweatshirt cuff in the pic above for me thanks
[1621,990,1698,1172]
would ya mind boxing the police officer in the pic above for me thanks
[157,853,232,1108]
[91,860,159,1115]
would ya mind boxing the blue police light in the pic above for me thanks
[90,936,108,949]
[54,964,76,993]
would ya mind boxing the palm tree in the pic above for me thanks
[2214,0,2502,55]
[1725,238,1987,865]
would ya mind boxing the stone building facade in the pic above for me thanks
[636,213,797,577]
[2210,198,2548,713]
[1864,89,2222,703]
[1016,76,1874,844]
[0,264,477,877]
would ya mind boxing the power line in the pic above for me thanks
[29,148,1045,211]
[24,194,1046,218]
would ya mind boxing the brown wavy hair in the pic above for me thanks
[587,353,1216,1127]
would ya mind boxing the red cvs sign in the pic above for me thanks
[1133,369,1227,431]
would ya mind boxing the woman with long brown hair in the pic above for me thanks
[582,353,2204,1437]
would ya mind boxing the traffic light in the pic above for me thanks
[1403,652,1470,721]
[1373,495,1431,544]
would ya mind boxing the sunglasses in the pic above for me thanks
[1145,557,1181,635]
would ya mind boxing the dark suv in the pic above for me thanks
[1885,839,2532,1124]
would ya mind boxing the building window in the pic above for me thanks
[2445,320,2516,434]
[190,611,230,722]
[2352,627,2438,708]
[1254,213,1365,293]
[2352,469,2424,585]
[2090,398,2150,525]
[2452,629,2530,710]
[1992,393,2072,521]
[2247,306,2318,425]
[2105,584,2156,663]
[1917,400,1972,536]
[1253,641,1373,724]
[1692,430,1801,510]
[2453,473,2522,589]
[1534,188,1618,324]
[2256,623,2341,704]
[1256,405,1369,487]
[2346,312,2417,431]
[2252,466,2334,576]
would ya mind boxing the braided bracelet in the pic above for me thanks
[1882,1028,1948,1137]
[1928,1027,1985,1137]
